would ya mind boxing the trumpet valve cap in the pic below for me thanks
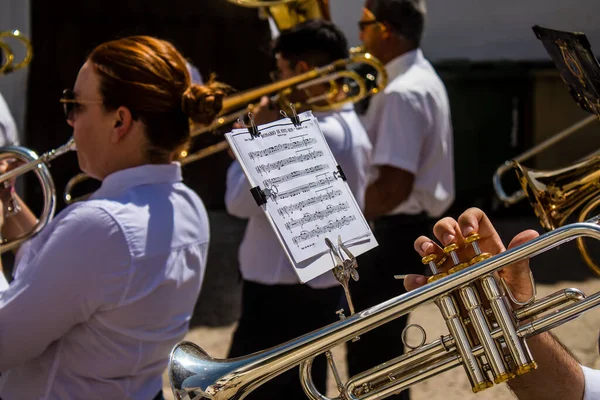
[469,253,492,265]
[472,381,494,393]
[494,372,512,384]
[421,254,438,264]
[443,243,459,253]
[465,233,481,244]
[427,272,448,283]
[516,362,538,375]
[448,263,469,274]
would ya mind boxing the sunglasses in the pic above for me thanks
[60,89,102,121]
[358,20,379,31]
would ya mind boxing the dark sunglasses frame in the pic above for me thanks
[59,88,102,120]
[358,20,379,31]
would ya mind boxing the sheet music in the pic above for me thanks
[226,111,377,283]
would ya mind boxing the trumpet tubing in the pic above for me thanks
[169,218,600,400]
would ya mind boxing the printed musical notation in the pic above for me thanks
[276,174,336,200]
[256,150,323,174]
[285,202,350,231]
[225,111,375,276]
[263,164,329,187]
[292,215,357,245]
[248,138,317,160]
[277,189,343,216]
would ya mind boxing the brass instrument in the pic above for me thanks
[169,220,600,399]
[63,49,388,204]
[194,46,386,136]
[492,114,599,206]
[494,25,600,276]
[0,139,76,253]
[226,0,330,31]
[0,30,33,75]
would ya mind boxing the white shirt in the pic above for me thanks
[0,163,209,400]
[582,365,600,400]
[362,49,454,218]
[225,105,371,289]
[0,92,19,146]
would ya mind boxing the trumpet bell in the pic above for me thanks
[513,155,600,231]
[0,146,56,253]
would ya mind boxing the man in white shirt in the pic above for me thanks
[404,207,600,400]
[225,19,372,400]
[345,1,455,398]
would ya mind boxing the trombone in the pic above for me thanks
[63,49,387,204]
[169,217,600,399]
[0,138,76,253]
[0,30,33,75]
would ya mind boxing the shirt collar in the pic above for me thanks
[89,162,183,200]
[385,48,423,81]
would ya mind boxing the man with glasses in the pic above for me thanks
[224,19,372,400]
[345,1,455,399]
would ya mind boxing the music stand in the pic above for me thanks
[533,25,600,117]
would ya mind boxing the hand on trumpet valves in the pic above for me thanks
[404,207,540,305]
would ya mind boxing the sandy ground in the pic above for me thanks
[161,278,600,400]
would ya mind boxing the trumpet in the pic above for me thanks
[0,30,33,75]
[0,138,76,253]
[63,49,387,204]
[169,218,600,400]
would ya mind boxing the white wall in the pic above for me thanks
[330,0,600,62]
[0,0,29,144]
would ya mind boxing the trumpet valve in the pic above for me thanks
[443,243,470,274]
[465,233,493,265]
[421,253,448,283]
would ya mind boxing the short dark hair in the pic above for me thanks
[366,0,426,46]
[272,19,349,68]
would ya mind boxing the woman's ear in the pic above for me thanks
[111,107,133,143]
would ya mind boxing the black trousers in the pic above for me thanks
[345,213,432,400]
[228,280,344,400]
